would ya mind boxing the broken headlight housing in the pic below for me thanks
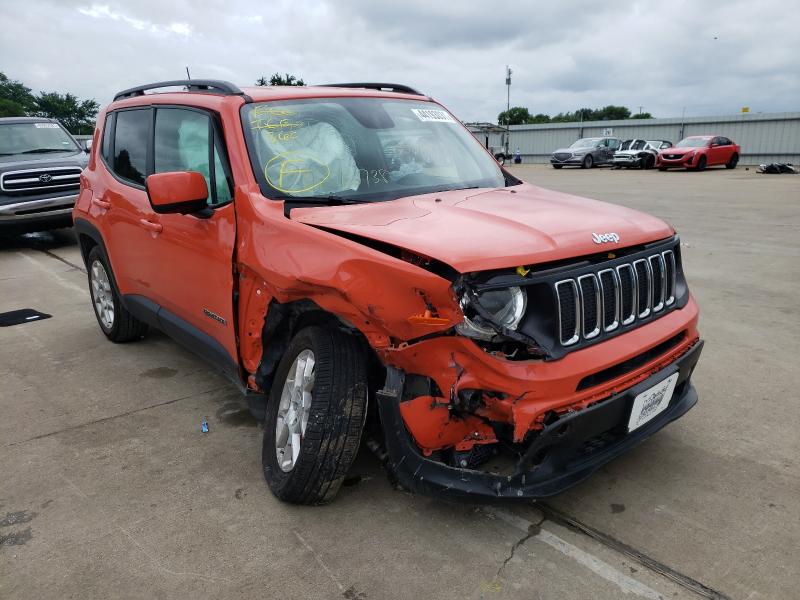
[456,286,527,341]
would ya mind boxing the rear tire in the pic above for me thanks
[262,326,368,505]
[726,153,739,169]
[582,155,593,169]
[87,247,148,342]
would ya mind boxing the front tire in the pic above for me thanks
[695,155,707,171]
[552,164,563,169]
[87,247,148,342]
[262,326,368,505]
[726,153,739,169]
[582,155,594,169]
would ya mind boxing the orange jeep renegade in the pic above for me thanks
[74,80,703,504]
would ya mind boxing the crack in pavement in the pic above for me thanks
[38,248,86,273]
[496,515,545,577]
[536,502,732,600]
[5,385,231,448]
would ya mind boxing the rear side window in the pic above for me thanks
[113,109,150,185]
[153,107,232,206]
[101,112,115,163]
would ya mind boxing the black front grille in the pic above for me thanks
[554,247,678,348]
[578,275,599,337]
[599,270,617,329]
[0,167,81,195]
[555,280,578,344]
[553,152,571,161]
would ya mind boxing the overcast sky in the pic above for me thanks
[2,0,797,121]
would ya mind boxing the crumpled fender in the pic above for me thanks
[236,192,462,376]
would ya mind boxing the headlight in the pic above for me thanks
[572,150,586,156]
[456,286,527,340]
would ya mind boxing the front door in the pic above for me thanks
[144,106,239,369]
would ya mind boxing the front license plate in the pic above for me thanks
[627,373,680,432]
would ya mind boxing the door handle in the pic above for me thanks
[92,197,111,209]
[138,218,163,233]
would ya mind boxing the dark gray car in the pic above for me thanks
[550,137,622,169]
[0,117,88,233]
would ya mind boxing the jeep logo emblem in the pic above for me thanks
[592,232,620,244]
[39,173,53,183]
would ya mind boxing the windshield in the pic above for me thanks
[570,138,599,149]
[241,98,505,202]
[676,138,710,148]
[0,121,80,156]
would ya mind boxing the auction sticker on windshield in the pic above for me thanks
[411,108,456,123]
[627,372,679,432]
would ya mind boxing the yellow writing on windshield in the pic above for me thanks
[265,151,330,194]
[250,106,304,132]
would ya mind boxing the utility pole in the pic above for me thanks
[638,106,643,115]
[505,65,512,156]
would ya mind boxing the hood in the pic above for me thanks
[291,183,674,273]
[0,150,87,167]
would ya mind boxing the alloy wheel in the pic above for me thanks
[90,259,114,330]
[275,349,315,472]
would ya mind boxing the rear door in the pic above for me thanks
[716,137,734,164]
[100,107,159,298]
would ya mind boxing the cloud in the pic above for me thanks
[77,3,192,37]
[0,0,797,121]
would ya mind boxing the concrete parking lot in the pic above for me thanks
[1,165,798,599]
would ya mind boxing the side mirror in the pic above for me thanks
[146,171,209,216]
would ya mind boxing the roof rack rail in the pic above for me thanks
[318,82,424,96]
[113,79,245,102]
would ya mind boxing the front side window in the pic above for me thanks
[0,121,81,156]
[113,109,149,185]
[241,98,505,203]
[608,138,621,150]
[570,138,600,149]
[153,108,232,205]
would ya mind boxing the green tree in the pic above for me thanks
[0,98,26,117]
[34,92,99,134]
[594,105,631,120]
[631,112,654,119]
[498,106,532,125]
[0,72,36,112]
[256,73,305,86]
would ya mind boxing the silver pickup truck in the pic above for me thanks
[0,117,88,233]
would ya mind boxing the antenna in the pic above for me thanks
[185,67,191,80]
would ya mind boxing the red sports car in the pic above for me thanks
[657,135,740,171]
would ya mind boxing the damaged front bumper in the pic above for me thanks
[377,340,703,499]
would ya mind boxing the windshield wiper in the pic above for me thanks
[279,195,367,205]
[19,148,73,154]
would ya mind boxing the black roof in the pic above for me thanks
[0,116,56,124]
